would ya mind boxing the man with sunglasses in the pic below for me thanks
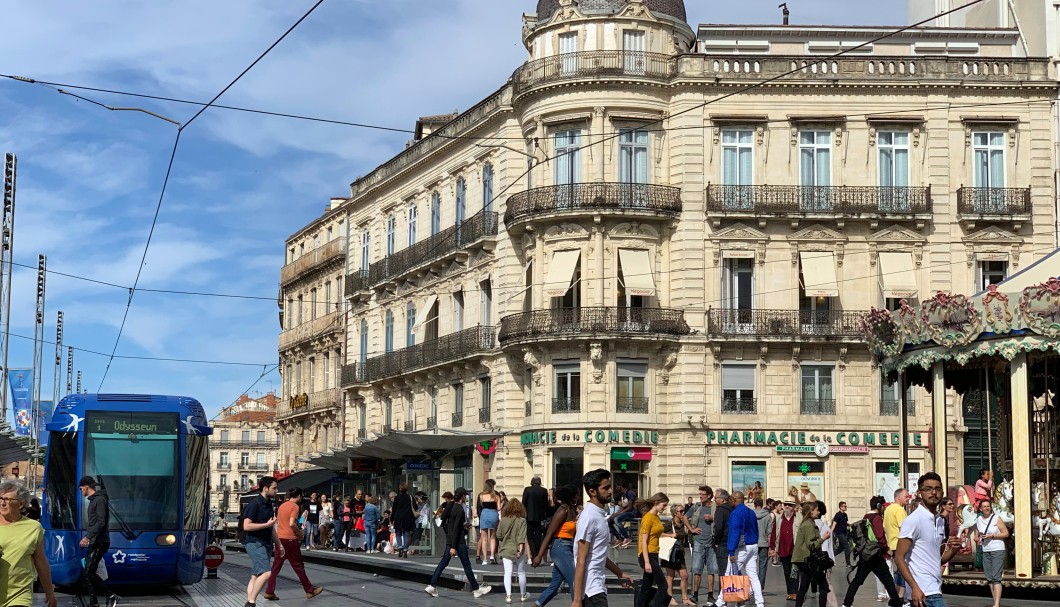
[894,473,962,607]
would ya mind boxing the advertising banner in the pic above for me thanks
[786,461,825,503]
[7,370,33,437]
[731,461,767,501]
[37,400,52,447]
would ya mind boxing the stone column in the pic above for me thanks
[1009,352,1032,579]
[594,226,605,306]
[593,106,606,182]
[931,361,948,488]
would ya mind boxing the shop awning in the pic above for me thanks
[618,249,656,297]
[799,251,840,298]
[544,249,581,297]
[0,424,31,467]
[276,468,338,493]
[412,294,439,334]
[981,247,1060,297]
[305,428,507,471]
[878,252,918,299]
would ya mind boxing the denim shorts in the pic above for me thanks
[691,544,718,575]
[245,540,272,575]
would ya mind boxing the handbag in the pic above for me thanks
[974,544,984,569]
[721,562,751,603]
[659,537,679,563]
[807,548,835,573]
[355,517,366,533]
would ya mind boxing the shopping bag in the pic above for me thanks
[81,557,109,581]
[721,562,750,603]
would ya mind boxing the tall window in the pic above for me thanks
[799,131,832,211]
[257,431,265,444]
[480,279,493,326]
[242,430,250,443]
[384,310,394,353]
[453,290,464,332]
[722,258,754,319]
[559,32,578,75]
[977,260,1008,291]
[284,365,292,397]
[359,319,369,366]
[386,215,396,255]
[878,131,910,211]
[219,452,229,465]
[881,373,915,416]
[219,473,227,487]
[240,452,250,466]
[406,302,416,347]
[285,299,293,329]
[801,365,836,415]
[455,178,466,225]
[553,361,581,413]
[407,203,417,245]
[430,191,442,235]
[307,357,315,392]
[721,129,754,210]
[297,295,304,325]
[619,129,649,184]
[453,383,465,426]
[220,430,229,442]
[323,281,332,313]
[480,377,492,422]
[972,131,1006,212]
[360,229,370,272]
[256,452,265,466]
[358,404,367,437]
[384,397,393,429]
[323,353,330,390]
[429,387,438,426]
[309,288,317,320]
[555,130,582,186]
[616,360,648,413]
[482,163,494,214]
[622,30,645,74]
[722,364,756,413]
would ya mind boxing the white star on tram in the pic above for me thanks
[112,550,126,564]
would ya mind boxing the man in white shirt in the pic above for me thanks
[894,472,962,607]
[572,469,635,607]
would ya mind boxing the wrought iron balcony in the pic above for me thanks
[880,399,916,416]
[722,397,757,414]
[276,388,342,420]
[367,210,497,287]
[499,307,690,345]
[341,363,365,387]
[478,408,491,424]
[426,416,438,430]
[344,270,369,297]
[213,440,280,449]
[956,187,1031,219]
[403,420,415,432]
[362,325,497,382]
[216,462,232,470]
[505,183,681,226]
[706,309,867,341]
[280,237,347,286]
[382,424,392,434]
[244,463,272,471]
[452,411,464,428]
[278,309,344,352]
[705,184,931,224]
[512,51,677,95]
[616,397,649,414]
[552,398,580,414]
[801,399,837,415]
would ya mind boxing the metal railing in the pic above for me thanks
[426,416,438,430]
[341,363,365,387]
[382,424,392,434]
[499,307,690,343]
[368,210,497,286]
[357,428,367,440]
[616,397,649,414]
[956,187,1031,216]
[512,51,677,94]
[505,183,681,224]
[478,408,491,424]
[452,411,464,428]
[275,388,342,419]
[880,399,916,416]
[345,270,369,297]
[243,463,271,471]
[212,440,280,448]
[281,237,347,286]
[801,399,837,415]
[552,398,580,414]
[278,309,344,352]
[363,326,496,382]
[722,397,757,414]
[705,184,932,215]
[403,420,415,432]
[706,309,867,339]
[216,462,232,470]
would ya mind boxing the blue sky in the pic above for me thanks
[0,0,910,419]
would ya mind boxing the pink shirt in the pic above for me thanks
[974,479,993,496]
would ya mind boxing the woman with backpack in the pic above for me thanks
[840,496,902,607]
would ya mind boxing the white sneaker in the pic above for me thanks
[424,585,439,597]
[506,596,513,604]
[473,585,492,599]
[521,594,530,602]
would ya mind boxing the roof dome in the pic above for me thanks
[535,0,687,24]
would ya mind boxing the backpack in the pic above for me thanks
[849,515,882,562]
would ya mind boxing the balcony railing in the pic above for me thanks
[216,462,232,470]
[341,363,365,387]
[452,411,464,428]
[244,463,271,471]
[616,397,649,414]
[552,398,580,414]
[344,270,369,297]
[403,420,415,432]
[213,440,280,448]
[705,184,931,216]
[499,307,690,344]
[357,428,367,440]
[278,309,343,352]
[512,51,677,94]
[956,187,1031,216]
[363,326,496,382]
[706,309,867,340]
[367,210,497,287]
[722,397,757,414]
[880,399,916,416]
[280,237,347,286]
[382,424,393,434]
[478,408,491,424]
[505,183,682,225]
[275,388,342,420]
[426,416,438,430]
[801,399,837,415]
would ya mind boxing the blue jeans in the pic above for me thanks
[396,530,411,551]
[923,595,945,607]
[366,525,377,551]
[304,523,318,547]
[430,543,479,590]
[613,512,636,540]
[535,539,574,606]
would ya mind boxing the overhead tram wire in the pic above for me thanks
[4,330,272,366]
[95,0,327,391]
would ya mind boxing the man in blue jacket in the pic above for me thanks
[716,491,764,607]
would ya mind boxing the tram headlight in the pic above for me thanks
[156,534,177,546]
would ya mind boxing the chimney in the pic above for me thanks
[780,3,789,25]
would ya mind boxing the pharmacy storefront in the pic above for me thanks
[520,428,659,496]
[707,429,929,508]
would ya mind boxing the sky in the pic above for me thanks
[0,0,911,419]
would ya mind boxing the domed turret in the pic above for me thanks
[535,0,687,24]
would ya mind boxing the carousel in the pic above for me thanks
[863,249,1060,587]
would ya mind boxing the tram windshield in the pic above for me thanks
[83,411,181,530]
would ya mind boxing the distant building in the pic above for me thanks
[209,393,280,514]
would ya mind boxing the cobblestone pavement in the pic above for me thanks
[35,549,1035,607]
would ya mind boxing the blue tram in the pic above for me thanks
[41,394,212,586]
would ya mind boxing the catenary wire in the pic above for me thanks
[5,330,272,366]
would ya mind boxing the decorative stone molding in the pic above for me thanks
[759,345,768,369]
[710,344,722,368]
[868,226,927,265]
[544,222,587,240]
[709,223,769,265]
[961,226,1023,268]
[611,222,660,238]
[838,347,848,371]
[523,349,542,386]
[660,350,678,384]
[589,342,604,383]
[792,346,801,370]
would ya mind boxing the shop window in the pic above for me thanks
[732,461,767,501]
[874,461,921,498]
[786,460,825,503]
[976,260,1007,292]
[616,360,648,414]
[554,448,584,492]
[800,365,835,414]
[722,363,756,413]
[553,361,581,413]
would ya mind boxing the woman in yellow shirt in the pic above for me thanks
[635,492,673,607]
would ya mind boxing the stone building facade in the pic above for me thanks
[209,393,281,514]
[279,0,1058,510]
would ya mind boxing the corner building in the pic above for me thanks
[279,0,1058,511]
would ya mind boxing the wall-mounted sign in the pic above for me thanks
[707,430,924,448]
[290,393,309,410]
[348,458,381,473]
[611,447,652,461]
[521,430,660,446]
[775,443,869,455]
[404,461,435,472]
[475,440,497,456]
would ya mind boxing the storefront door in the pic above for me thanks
[553,448,583,490]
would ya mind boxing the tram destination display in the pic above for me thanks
[87,411,180,435]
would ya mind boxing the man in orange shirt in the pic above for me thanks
[263,487,324,601]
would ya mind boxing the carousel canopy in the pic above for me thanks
[975,247,1060,299]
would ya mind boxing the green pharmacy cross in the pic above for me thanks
[799,463,811,475]
[620,463,628,471]
[889,463,901,477]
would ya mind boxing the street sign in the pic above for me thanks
[775,445,815,453]
[204,545,224,569]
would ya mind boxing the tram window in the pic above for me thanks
[45,432,78,529]
[184,435,209,530]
